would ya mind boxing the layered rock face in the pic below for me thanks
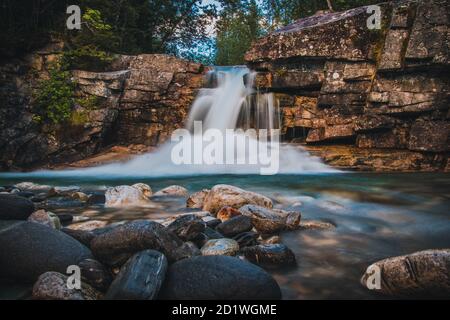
[246,0,449,171]
[0,48,204,170]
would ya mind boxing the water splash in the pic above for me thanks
[1,66,338,178]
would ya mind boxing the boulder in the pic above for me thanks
[217,206,242,222]
[0,221,93,283]
[105,185,151,207]
[186,189,210,208]
[216,215,253,237]
[172,242,202,261]
[70,192,89,202]
[239,205,287,234]
[91,220,183,266]
[105,250,167,300]
[361,249,450,298]
[299,220,336,230]
[202,185,273,215]
[260,236,281,245]
[285,211,301,230]
[87,193,106,205]
[201,239,240,256]
[62,228,96,248]
[14,182,51,192]
[32,272,101,300]
[27,210,61,229]
[79,259,112,292]
[67,220,108,231]
[233,231,259,248]
[47,186,81,197]
[0,194,35,220]
[240,244,297,267]
[161,255,282,299]
[166,214,205,241]
[153,185,188,197]
[131,183,152,197]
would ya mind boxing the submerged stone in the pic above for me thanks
[240,244,296,267]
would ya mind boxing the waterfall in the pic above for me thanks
[0,67,337,178]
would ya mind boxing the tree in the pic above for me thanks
[215,0,264,65]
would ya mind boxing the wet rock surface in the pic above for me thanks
[216,215,253,237]
[32,272,101,300]
[105,250,167,300]
[105,185,151,207]
[0,221,93,282]
[239,205,287,234]
[161,255,282,299]
[201,239,240,256]
[153,185,188,197]
[203,184,273,215]
[186,189,210,208]
[0,195,35,220]
[91,220,183,266]
[361,249,450,298]
[240,244,297,267]
[166,214,205,241]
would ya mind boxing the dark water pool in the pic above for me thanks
[1,172,449,299]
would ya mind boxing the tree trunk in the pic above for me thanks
[326,0,334,11]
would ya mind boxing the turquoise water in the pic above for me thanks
[1,172,449,299]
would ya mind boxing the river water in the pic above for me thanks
[1,172,449,299]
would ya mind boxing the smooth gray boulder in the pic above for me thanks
[0,194,35,220]
[161,255,282,299]
[0,221,93,283]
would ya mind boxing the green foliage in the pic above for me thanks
[33,65,75,125]
[262,0,382,29]
[76,95,100,110]
[63,8,117,71]
[215,0,264,65]
[61,45,114,71]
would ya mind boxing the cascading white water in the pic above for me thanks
[1,66,337,178]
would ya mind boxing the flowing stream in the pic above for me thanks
[0,67,449,299]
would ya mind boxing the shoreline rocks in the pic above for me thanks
[28,209,61,229]
[105,185,151,207]
[216,215,253,237]
[90,220,183,266]
[0,194,35,220]
[201,239,240,256]
[361,249,450,298]
[105,250,167,300]
[161,256,282,299]
[32,271,102,300]
[240,244,297,267]
[166,214,205,241]
[202,185,273,215]
[153,185,188,197]
[0,221,93,283]
[239,205,287,234]
[187,189,210,208]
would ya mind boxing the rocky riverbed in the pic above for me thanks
[0,173,449,300]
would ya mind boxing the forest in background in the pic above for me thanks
[1,0,381,66]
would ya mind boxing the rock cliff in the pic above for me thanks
[0,46,204,170]
[246,0,449,171]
